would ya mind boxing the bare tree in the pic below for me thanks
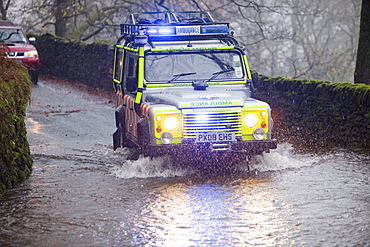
[55,0,72,37]
[0,0,11,20]
[12,0,151,39]
[8,0,361,83]
[283,0,360,82]
[355,0,370,84]
[209,0,360,82]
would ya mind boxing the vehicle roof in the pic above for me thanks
[147,40,234,50]
[0,20,20,28]
[121,11,232,43]
[119,11,242,50]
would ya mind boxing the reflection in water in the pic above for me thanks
[26,117,44,135]
[129,175,290,246]
[1,143,370,246]
[135,183,194,246]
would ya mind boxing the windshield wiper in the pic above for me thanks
[168,72,196,83]
[206,68,234,82]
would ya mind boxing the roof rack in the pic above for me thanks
[128,11,216,25]
[0,20,16,27]
[120,11,230,42]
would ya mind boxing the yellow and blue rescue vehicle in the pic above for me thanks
[112,11,277,163]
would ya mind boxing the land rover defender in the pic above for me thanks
[112,11,277,164]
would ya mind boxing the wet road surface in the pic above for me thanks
[0,77,370,246]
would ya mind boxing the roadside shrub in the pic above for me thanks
[0,49,33,197]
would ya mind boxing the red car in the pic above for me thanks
[0,20,40,83]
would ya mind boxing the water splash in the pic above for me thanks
[111,154,187,179]
[109,143,331,179]
[250,143,322,172]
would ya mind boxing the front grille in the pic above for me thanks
[183,109,242,138]
[6,52,24,58]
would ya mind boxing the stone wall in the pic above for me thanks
[0,53,33,197]
[34,34,370,149]
[254,76,370,149]
[35,34,113,90]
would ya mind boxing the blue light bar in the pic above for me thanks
[145,26,176,35]
[122,22,229,34]
[158,28,174,35]
[140,24,229,36]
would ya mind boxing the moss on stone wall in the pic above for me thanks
[254,76,370,149]
[0,51,33,197]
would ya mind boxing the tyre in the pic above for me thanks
[29,70,38,84]
[137,118,151,157]
[113,121,125,150]
[113,107,132,150]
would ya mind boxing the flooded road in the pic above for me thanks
[1,77,370,246]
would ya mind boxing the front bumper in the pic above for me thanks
[145,139,277,158]
[8,57,40,70]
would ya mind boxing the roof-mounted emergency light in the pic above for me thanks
[120,11,231,43]
[122,24,229,37]
[134,35,148,45]
[134,28,148,46]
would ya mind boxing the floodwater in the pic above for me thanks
[0,77,370,246]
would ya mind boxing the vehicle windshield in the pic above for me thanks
[145,50,245,83]
[0,28,27,43]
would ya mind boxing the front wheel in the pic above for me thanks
[137,119,150,157]
[113,122,125,150]
[29,70,38,84]
[113,107,133,150]
[138,117,161,157]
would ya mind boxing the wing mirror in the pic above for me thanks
[248,72,258,94]
[28,37,36,44]
[251,72,258,87]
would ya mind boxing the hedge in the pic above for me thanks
[0,51,33,197]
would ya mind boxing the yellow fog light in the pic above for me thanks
[244,113,258,128]
[253,128,265,140]
[161,132,173,144]
[163,116,179,131]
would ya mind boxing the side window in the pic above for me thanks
[113,47,124,92]
[128,56,135,77]
[124,52,138,92]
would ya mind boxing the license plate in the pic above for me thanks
[195,132,235,143]
[176,26,201,35]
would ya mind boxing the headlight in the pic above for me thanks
[244,113,258,128]
[253,128,265,140]
[163,116,179,131]
[25,50,38,58]
[161,132,173,144]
